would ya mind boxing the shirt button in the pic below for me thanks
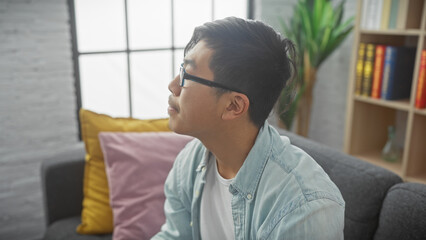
[201,166,206,172]
[247,193,252,200]
[190,221,193,227]
[195,190,200,197]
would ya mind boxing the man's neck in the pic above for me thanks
[200,122,260,179]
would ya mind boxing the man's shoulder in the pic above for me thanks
[252,135,345,238]
[265,135,344,205]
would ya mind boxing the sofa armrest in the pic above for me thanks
[41,145,86,226]
[374,182,426,240]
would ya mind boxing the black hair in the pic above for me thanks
[184,17,297,128]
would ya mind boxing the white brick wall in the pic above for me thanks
[0,0,79,239]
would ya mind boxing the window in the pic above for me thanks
[68,0,252,121]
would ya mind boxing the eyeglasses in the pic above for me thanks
[179,63,244,94]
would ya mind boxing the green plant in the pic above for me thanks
[278,0,354,135]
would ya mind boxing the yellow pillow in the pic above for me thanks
[77,109,170,234]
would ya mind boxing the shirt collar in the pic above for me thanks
[229,121,279,201]
[196,121,285,200]
[196,149,210,172]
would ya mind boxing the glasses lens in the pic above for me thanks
[179,65,184,87]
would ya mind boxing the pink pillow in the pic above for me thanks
[99,132,193,240]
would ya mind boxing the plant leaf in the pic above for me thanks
[298,2,313,42]
[320,25,353,64]
[277,0,354,129]
[334,1,345,27]
[334,16,355,35]
[313,0,324,37]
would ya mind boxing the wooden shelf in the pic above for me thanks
[414,108,426,116]
[406,175,426,185]
[345,0,426,185]
[355,150,403,177]
[360,29,422,36]
[354,96,411,111]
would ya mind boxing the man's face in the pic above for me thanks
[167,40,225,137]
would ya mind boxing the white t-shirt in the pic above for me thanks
[200,155,235,240]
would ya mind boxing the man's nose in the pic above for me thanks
[168,74,181,96]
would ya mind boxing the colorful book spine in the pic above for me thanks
[396,0,409,29]
[371,0,384,30]
[361,0,371,29]
[362,43,376,96]
[415,50,426,108]
[388,0,399,29]
[380,0,392,30]
[382,46,396,99]
[363,0,384,30]
[382,46,416,100]
[372,45,386,98]
[356,43,366,95]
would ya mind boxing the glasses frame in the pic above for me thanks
[179,63,245,94]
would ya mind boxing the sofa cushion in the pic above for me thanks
[374,182,426,240]
[99,132,193,240]
[44,216,111,240]
[77,109,170,234]
[278,130,402,240]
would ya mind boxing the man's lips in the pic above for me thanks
[168,96,179,113]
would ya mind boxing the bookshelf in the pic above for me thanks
[345,0,426,184]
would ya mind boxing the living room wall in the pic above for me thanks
[0,0,356,239]
[0,0,81,239]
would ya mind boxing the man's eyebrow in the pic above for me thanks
[183,59,197,69]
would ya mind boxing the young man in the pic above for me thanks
[153,17,344,239]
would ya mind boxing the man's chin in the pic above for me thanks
[168,118,180,133]
[168,120,191,136]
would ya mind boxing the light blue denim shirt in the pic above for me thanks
[152,122,345,240]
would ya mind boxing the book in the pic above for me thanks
[388,0,399,29]
[363,0,384,30]
[362,43,376,96]
[371,45,386,98]
[381,46,416,100]
[361,0,371,29]
[380,0,392,30]
[381,46,395,100]
[372,0,384,30]
[396,0,409,29]
[356,43,366,95]
[415,50,426,109]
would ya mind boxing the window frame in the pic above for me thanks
[67,0,254,139]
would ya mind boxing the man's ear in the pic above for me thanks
[222,93,250,120]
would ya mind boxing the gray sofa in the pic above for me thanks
[41,131,426,240]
